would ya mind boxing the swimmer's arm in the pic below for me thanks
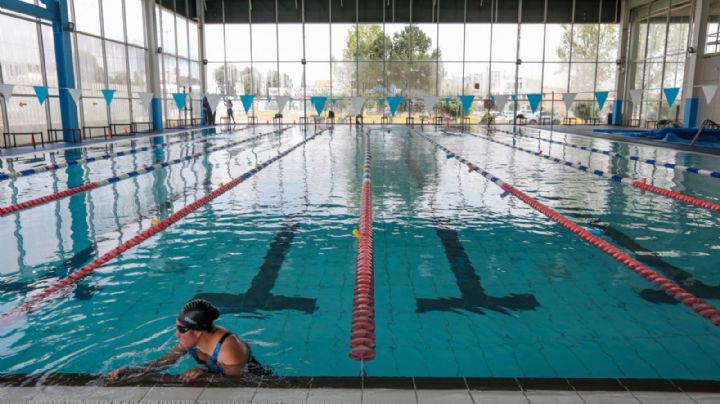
[218,341,250,377]
[136,344,188,373]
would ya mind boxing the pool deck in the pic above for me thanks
[523,124,720,156]
[2,376,719,403]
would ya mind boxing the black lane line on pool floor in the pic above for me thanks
[193,220,318,316]
[401,136,540,315]
[588,221,720,304]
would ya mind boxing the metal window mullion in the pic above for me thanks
[657,3,671,120]
[567,0,575,96]
[540,0,547,103]
[0,61,9,139]
[329,0,332,101]
[355,0,359,97]
[36,19,52,133]
[123,0,135,123]
[302,0,306,119]
[435,1,439,96]
[222,0,227,95]
[638,7,651,122]
[70,0,86,130]
[461,0,467,95]
[276,0,280,98]
[250,0,254,98]
[99,0,112,126]
[592,1,602,118]
[513,0,521,116]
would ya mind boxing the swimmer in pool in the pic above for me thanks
[107,299,270,382]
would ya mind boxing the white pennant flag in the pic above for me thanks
[493,94,510,111]
[700,85,718,104]
[205,94,222,113]
[138,92,154,110]
[350,96,366,115]
[0,83,14,102]
[275,95,290,114]
[629,89,644,103]
[65,88,81,105]
[422,96,439,113]
[562,93,577,113]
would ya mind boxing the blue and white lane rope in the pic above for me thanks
[0,127,292,216]
[1,127,329,319]
[459,131,720,213]
[494,128,720,179]
[0,126,252,182]
[414,130,720,327]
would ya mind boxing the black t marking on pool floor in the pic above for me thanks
[193,221,318,316]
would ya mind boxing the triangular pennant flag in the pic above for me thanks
[311,96,328,115]
[594,91,609,110]
[276,95,290,114]
[138,92,154,110]
[0,84,14,101]
[172,93,188,111]
[493,94,510,111]
[511,94,517,101]
[444,96,451,105]
[459,95,475,115]
[205,94,222,113]
[663,87,679,108]
[386,96,404,116]
[422,96,439,113]
[65,88,81,105]
[527,93,543,113]
[629,89,644,103]
[240,95,254,113]
[562,93,577,113]
[101,89,116,106]
[350,96,366,115]
[331,98,337,105]
[34,86,49,105]
[700,85,717,104]
[266,95,271,102]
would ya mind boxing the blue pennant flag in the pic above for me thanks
[331,98,337,105]
[311,96,328,115]
[527,93,543,113]
[663,87,680,107]
[444,96,451,105]
[594,91,609,110]
[101,89,116,106]
[33,86,49,105]
[511,94,517,101]
[386,96,404,116]
[240,95,255,113]
[459,95,475,115]
[172,93,187,111]
[266,95,271,102]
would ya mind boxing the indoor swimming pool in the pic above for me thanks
[1,124,719,381]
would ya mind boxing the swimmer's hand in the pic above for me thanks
[179,367,207,382]
[106,367,130,380]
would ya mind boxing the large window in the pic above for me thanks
[626,0,691,123]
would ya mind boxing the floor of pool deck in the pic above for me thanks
[2,376,720,403]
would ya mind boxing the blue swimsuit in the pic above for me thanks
[188,332,270,376]
[188,332,232,375]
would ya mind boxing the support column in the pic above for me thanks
[614,0,631,126]
[680,0,709,128]
[144,0,163,131]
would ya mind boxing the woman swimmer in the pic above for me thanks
[107,299,270,382]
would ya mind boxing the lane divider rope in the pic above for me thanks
[350,128,376,362]
[464,131,720,213]
[0,127,291,217]
[415,130,720,327]
[0,126,250,182]
[0,127,328,320]
[494,128,720,180]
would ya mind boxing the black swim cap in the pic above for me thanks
[177,299,219,331]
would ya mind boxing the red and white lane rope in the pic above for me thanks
[0,127,250,182]
[416,131,720,327]
[0,128,327,320]
[0,127,291,217]
[464,131,720,214]
[350,129,376,361]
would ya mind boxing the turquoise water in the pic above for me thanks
[1,125,720,379]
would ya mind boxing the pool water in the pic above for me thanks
[1,125,719,379]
